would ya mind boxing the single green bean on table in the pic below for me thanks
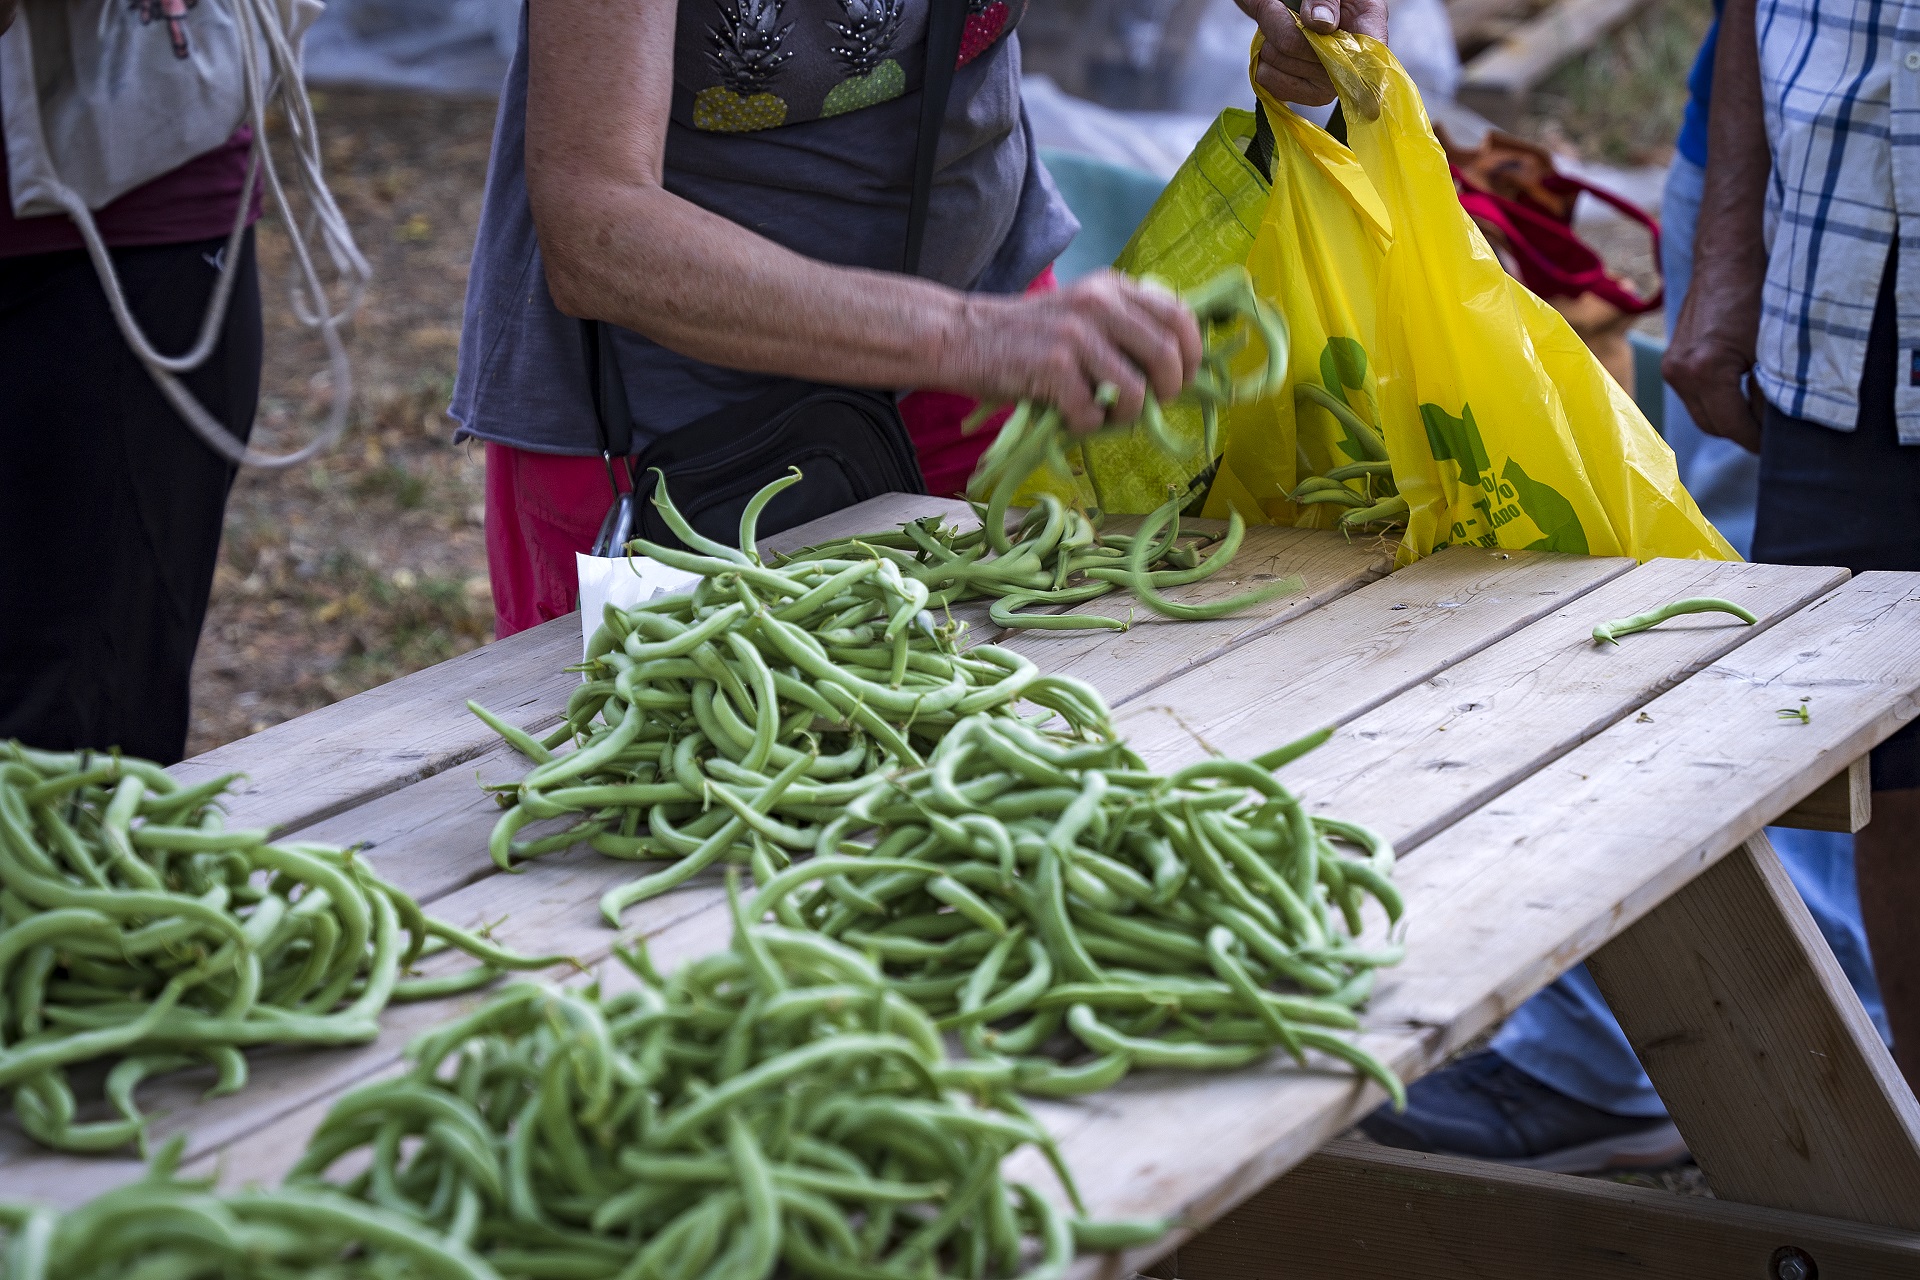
[0,1140,502,1280]
[744,713,1408,1108]
[1591,597,1759,646]
[964,267,1289,546]
[0,743,564,1155]
[471,472,1113,925]
[288,878,1168,1280]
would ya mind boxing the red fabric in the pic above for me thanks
[485,443,636,638]
[899,264,1056,499]
[1450,165,1662,314]
[485,266,1060,639]
[0,123,262,259]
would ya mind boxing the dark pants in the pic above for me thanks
[0,233,261,765]
[1754,244,1920,790]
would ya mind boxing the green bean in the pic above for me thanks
[0,747,552,1155]
[1591,596,1759,645]
[1123,496,1303,621]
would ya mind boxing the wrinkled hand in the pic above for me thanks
[1664,291,1764,453]
[948,270,1204,434]
[1232,0,1387,105]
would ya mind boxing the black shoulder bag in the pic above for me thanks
[584,0,968,556]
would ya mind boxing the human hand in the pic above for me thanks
[1231,0,1387,106]
[948,271,1204,434]
[1664,273,1764,454]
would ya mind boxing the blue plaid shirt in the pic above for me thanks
[1756,0,1919,442]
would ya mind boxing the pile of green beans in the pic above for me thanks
[966,268,1289,521]
[473,473,1111,925]
[777,490,1300,634]
[0,1143,500,1280]
[0,743,559,1154]
[1287,386,1407,532]
[745,717,1408,1106]
[290,879,1167,1280]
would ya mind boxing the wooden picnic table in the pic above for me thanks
[6,492,1920,1279]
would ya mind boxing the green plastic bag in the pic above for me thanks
[1019,109,1273,515]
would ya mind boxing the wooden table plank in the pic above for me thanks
[1003,571,1920,1277]
[1590,834,1920,1227]
[1777,754,1872,832]
[1149,1139,1920,1280]
[1113,546,1634,764]
[169,494,971,838]
[991,525,1392,706]
[1277,558,1848,849]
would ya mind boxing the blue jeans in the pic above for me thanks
[1487,157,1890,1118]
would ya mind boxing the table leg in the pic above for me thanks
[1143,1139,1920,1280]
[1585,833,1920,1227]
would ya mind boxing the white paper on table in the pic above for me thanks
[576,553,701,661]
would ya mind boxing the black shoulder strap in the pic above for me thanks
[905,0,967,275]
[588,0,969,460]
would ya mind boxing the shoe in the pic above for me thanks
[1358,1050,1690,1175]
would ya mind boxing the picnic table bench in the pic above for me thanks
[6,492,1919,1279]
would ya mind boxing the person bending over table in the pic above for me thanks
[449,0,1384,637]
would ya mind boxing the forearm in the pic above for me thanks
[1689,0,1770,334]
[1663,0,1770,448]
[532,174,974,392]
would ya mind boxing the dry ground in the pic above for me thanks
[186,90,502,755]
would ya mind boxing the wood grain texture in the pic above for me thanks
[170,614,581,837]
[1277,558,1847,850]
[1775,755,1872,833]
[993,525,1391,707]
[1020,572,1920,1278]
[1145,1139,1920,1280]
[1115,546,1634,767]
[1588,834,1920,1227]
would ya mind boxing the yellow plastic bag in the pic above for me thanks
[1016,108,1274,514]
[1214,30,1732,562]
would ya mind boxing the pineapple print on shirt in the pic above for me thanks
[821,0,905,116]
[695,0,794,132]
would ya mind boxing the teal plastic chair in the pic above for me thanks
[1039,148,1169,285]
[1628,329,1665,436]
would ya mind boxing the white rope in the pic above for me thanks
[47,0,370,469]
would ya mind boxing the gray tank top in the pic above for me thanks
[450,0,1077,455]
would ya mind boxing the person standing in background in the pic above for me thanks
[0,0,265,764]
[1665,0,1920,1090]
[1357,2,1898,1172]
